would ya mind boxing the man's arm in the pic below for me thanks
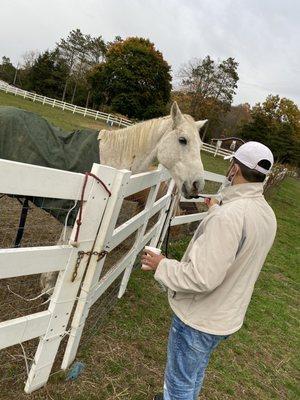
[153,213,243,294]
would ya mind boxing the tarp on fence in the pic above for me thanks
[0,106,100,225]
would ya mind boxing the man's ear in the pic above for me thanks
[171,101,184,128]
[231,163,241,180]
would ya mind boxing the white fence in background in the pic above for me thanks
[0,158,225,393]
[0,80,132,127]
[202,142,233,158]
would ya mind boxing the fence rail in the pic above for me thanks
[0,80,132,128]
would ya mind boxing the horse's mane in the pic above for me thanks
[98,116,169,162]
[98,114,195,164]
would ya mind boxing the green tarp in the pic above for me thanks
[0,106,100,225]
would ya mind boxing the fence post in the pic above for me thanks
[24,164,115,393]
[118,165,174,299]
[95,111,99,120]
[117,165,168,298]
[33,93,36,102]
[72,105,77,114]
[52,99,56,108]
[61,167,131,370]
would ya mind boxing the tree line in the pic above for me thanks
[0,29,299,166]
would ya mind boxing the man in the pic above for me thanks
[142,141,277,400]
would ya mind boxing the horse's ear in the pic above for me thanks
[195,119,208,130]
[195,119,208,140]
[171,101,184,128]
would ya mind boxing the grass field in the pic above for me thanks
[0,92,299,399]
[0,90,108,131]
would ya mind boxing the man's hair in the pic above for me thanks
[233,158,271,183]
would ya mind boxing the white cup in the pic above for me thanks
[141,245,162,271]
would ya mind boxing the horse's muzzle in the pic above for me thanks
[182,180,204,199]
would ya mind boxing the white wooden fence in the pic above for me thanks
[0,159,225,392]
[0,80,132,127]
[0,160,225,394]
[202,142,233,158]
[0,160,123,392]
[0,160,165,392]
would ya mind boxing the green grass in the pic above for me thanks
[0,93,299,399]
[201,150,228,175]
[0,91,108,131]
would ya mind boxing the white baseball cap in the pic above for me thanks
[225,141,274,174]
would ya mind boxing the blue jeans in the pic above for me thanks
[163,314,229,400]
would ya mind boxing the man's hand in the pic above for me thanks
[141,250,166,271]
[205,197,219,208]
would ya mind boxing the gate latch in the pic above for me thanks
[71,250,108,282]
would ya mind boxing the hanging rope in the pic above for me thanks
[73,172,112,244]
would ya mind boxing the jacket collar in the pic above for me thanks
[220,182,264,204]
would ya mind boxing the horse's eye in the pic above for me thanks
[179,137,187,145]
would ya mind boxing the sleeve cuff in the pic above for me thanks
[154,257,172,286]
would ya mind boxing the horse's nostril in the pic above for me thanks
[193,181,200,191]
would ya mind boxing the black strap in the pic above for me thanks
[14,198,29,248]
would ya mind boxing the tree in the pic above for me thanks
[0,56,16,84]
[218,103,251,136]
[177,56,239,139]
[21,50,39,70]
[239,95,300,166]
[25,50,68,98]
[88,37,172,119]
[18,50,39,89]
[56,29,106,102]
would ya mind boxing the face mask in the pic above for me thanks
[218,164,238,193]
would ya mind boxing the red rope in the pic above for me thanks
[73,172,112,243]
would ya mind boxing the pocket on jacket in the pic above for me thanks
[171,291,194,300]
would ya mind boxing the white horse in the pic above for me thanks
[40,101,207,293]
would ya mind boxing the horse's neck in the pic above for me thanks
[131,118,169,172]
[99,117,171,173]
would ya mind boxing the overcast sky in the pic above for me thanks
[1,0,299,106]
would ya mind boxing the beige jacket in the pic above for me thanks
[154,182,277,335]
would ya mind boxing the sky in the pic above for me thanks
[1,0,299,106]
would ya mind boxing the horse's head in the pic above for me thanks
[157,102,207,198]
